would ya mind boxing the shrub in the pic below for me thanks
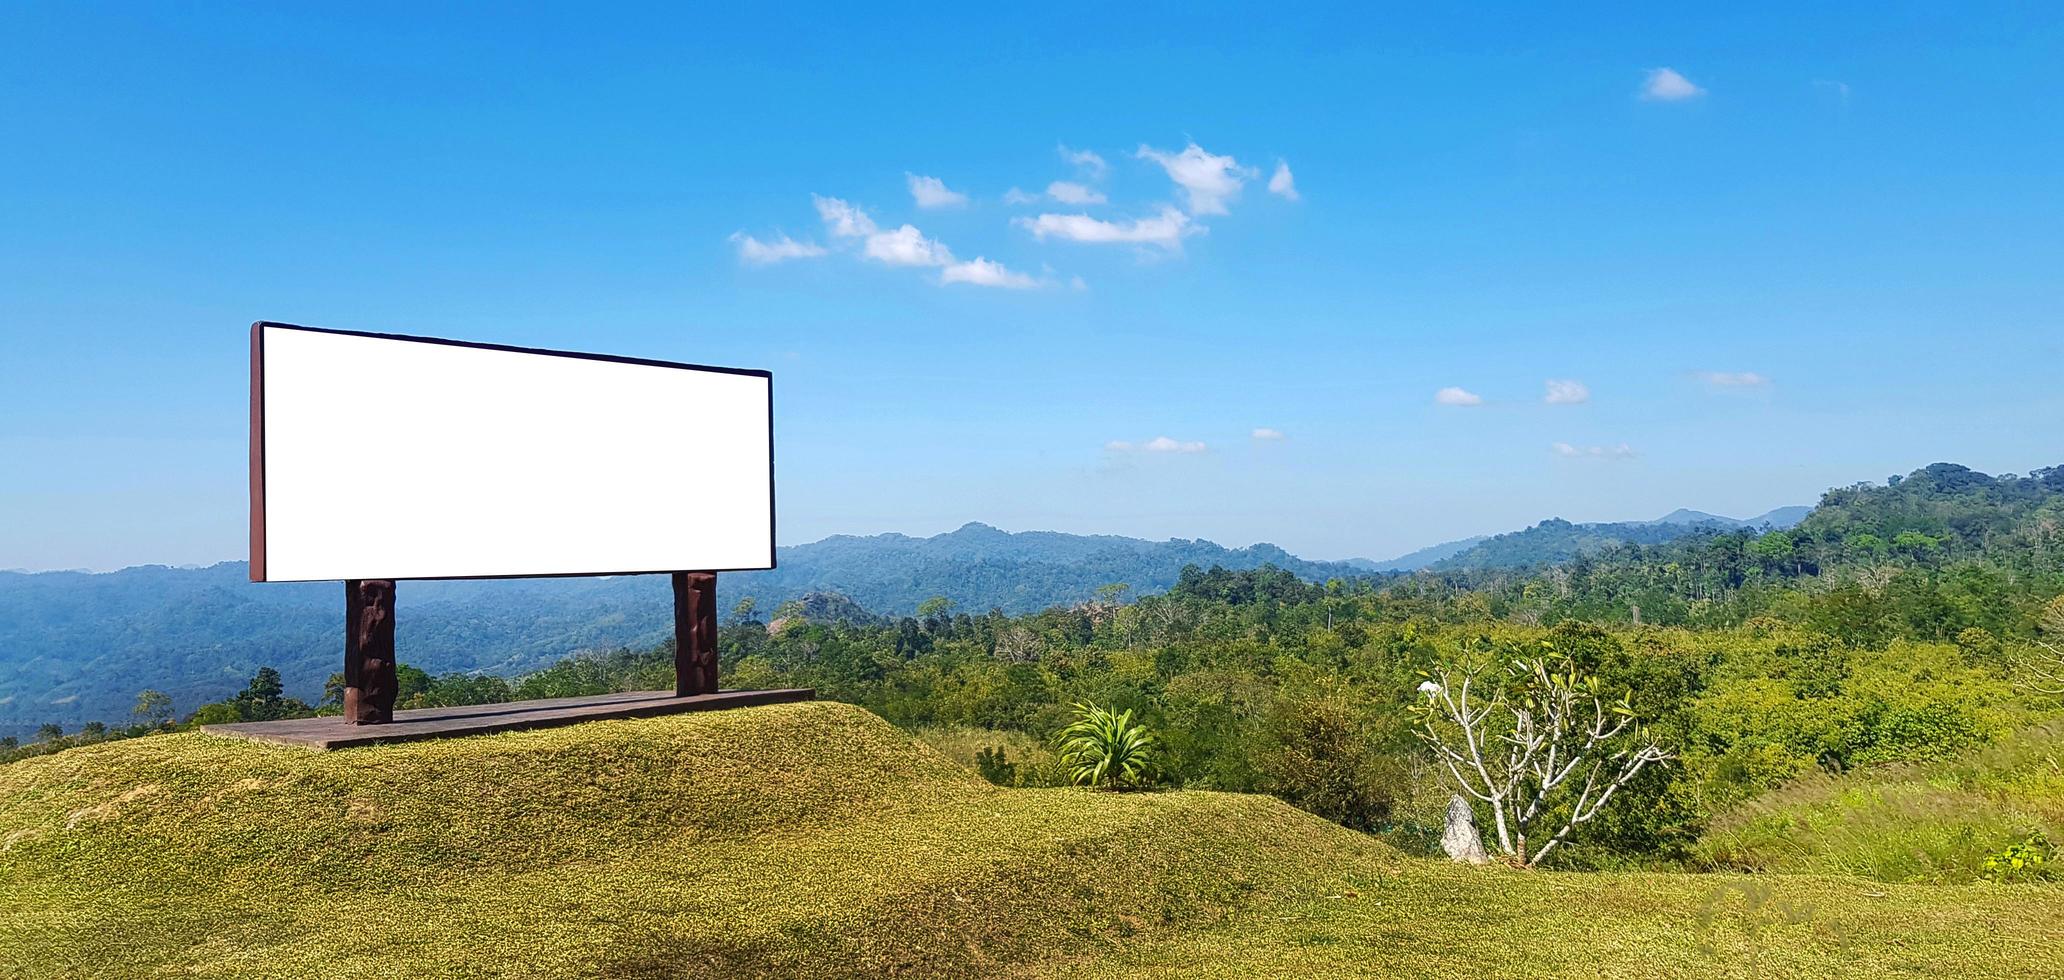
[1981,833,2052,883]
[1057,702,1156,789]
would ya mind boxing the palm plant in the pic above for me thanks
[1056,702,1156,789]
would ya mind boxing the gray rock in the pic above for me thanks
[1441,794,1490,864]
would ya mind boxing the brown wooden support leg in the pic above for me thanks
[672,572,719,696]
[344,579,398,724]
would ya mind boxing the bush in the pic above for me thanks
[1981,833,2053,883]
[1057,702,1156,789]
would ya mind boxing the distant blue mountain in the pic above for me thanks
[1345,536,1490,572]
[0,523,1365,734]
[1650,506,1810,530]
[1355,504,1808,572]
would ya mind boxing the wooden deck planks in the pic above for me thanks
[200,688,816,750]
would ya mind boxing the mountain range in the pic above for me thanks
[1352,505,1810,573]
[0,523,1365,736]
[0,506,1802,736]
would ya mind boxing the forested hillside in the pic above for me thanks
[0,523,1361,734]
[1425,505,1808,571]
[1438,462,2064,641]
[4,463,2050,740]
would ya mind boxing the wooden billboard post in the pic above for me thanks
[340,573,713,725]
[343,579,398,724]
[673,572,719,696]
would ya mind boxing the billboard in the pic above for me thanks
[250,322,774,582]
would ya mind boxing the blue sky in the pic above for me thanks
[4,3,2062,571]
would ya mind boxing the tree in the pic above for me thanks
[132,690,174,727]
[36,723,63,742]
[1262,695,1397,831]
[1411,644,1675,867]
[222,666,313,722]
[732,596,759,623]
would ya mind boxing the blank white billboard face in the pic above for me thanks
[252,323,774,581]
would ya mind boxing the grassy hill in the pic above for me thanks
[4,702,2062,978]
[1697,721,2064,883]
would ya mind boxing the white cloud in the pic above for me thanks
[1046,180,1107,205]
[1136,141,1257,215]
[1434,386,1484,406]
[1003,187,1038,206]
[1144,435,1207,453]
[906,173,968,209]
[863,224,954,267]
[1814,79,1852,104]
[1059,144,1108,179]
[1544,379,1591,405]
[777,191,1067,294]
[729,232,827,266]
[1696,371,1771,388]
[940,257,1037,289]
[1015,207,1197,252]
[1107,436,1208,454]
[1267,160,1299,201]
[812,195,877,238]
[1553,442,1638,459]
[1640,67,1705,102]
[1252,427,1286,440]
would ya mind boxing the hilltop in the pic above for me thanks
[3,702,2059,978]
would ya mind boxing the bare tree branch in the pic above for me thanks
[1412,651,1675,868]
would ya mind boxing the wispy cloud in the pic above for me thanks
[1046,181,1107,205]
[803,193,1043,289]
[1144,435,1207,453]
[1059,144,1108,179]
[1137,141,1257,215]
[1267,160,1299,201]
[863,224,954,267]
[1107,436,1207,454]
[1640,67,1705,102]
[1003,187,1038,206]
[1435,386,1485,407]
[1696,371,1771,388]
[1544,379,1591,405]
[812,195,877,238]
[906,174,968,209]
[940,257,1037,289]
[1252,427,1286,440]
[1016,207,1197,252]
[1553,442,1637,459]
[729,232,827,266]
[1814,79,1852,104]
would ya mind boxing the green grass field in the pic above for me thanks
[4,702,2060,978]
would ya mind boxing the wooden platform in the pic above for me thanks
[201,688,816,750]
